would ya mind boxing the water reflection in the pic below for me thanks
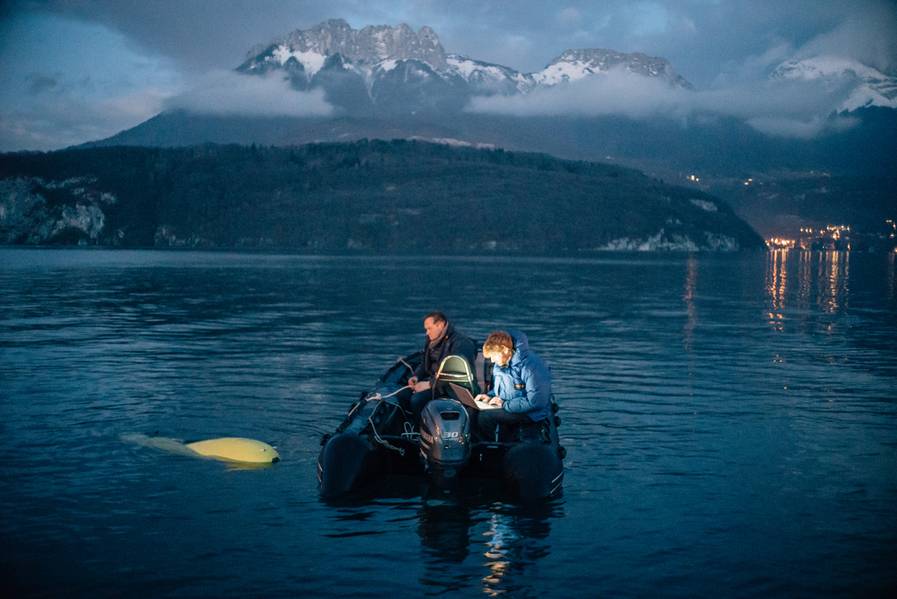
[887,251,895,304]
[819,251,849,313]
[766,249,788,331]
[797,250,812,311]
[682,255,697,353]
[414,485,560,597]
[766,250,853,326]
[479,507,555,597]
[321,478,562,597]
[5,250,896,596]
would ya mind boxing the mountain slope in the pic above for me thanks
[1,140,764,252]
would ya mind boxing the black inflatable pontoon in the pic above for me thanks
[317,351,565,501]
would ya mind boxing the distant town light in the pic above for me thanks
[766,237,795,250]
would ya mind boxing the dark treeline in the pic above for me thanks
[0,139,764,251]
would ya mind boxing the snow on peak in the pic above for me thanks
[532,48,692,88]
[377,59,399,73]
[532,59,595,85]
[773,56,885,81]
[272,45,326,77]
[268,19,448,70]
[771,56,897,111]
[445,54,532,92]
[238,23,693,101]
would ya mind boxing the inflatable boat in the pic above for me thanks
[317,351,565,501]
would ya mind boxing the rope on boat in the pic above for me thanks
[365,386,407,401]
[397,357,414,373]
[361,397,406,456]
[401,421,420,442]
[368,408,405,456]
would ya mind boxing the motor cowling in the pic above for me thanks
[419,398,471,471]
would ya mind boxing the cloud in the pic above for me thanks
[0,12,183,150]
[714,42,795,87]
[793,5,897,73]
[24,74,61,95]
[556,7,582,28]
[163,71,333,117]
[745,114,859,139]
[0,86,170,151]
[467,68,860,138]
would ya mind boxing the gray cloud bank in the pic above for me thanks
[164,71,332,117]
[468,69,860,138]
[2,1,895,150]
[467,6,896,140]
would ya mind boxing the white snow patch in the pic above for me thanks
[773,56,884,81]
[772,55,897,111]
[447,57,506,81]
[447,56,478,78]
[532,60,597,86]
[272,45,326,77]
[378,59,399,73]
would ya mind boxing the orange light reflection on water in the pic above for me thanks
[766,249,788,331]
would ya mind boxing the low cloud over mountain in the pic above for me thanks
[467,66,867,139]
[164,70,332,117]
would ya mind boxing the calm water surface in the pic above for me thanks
[1,249,895,597]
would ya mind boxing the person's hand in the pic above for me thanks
[412,380,431,392]
[474,394,490,403]
[488,396,503,407]
[407,376,418,388]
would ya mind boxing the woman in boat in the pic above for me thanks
[474,330,552,438]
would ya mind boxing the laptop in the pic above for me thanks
[448,383,501,410]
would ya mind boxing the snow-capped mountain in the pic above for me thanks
[532,49,693,89]
[243,18,446,72]
[771,56,897,112]
[236,19,693,115]
[444,54,532,94]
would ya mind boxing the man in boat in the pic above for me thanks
[404,311,476,421]
[474,330,552,438]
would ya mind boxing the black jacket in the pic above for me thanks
[414,322,476,382]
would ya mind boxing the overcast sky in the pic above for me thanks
[1,0,895,151]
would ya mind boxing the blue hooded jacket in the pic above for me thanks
[492,330,552,422]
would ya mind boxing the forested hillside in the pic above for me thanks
[0,140,764,252]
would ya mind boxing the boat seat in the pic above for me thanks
[435,354,480,398]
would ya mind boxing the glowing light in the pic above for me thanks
[766,237,795,249]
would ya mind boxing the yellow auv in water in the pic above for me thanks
[121,433,280,464]
[185,437,280,464]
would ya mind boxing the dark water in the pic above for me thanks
[1,248,895,598]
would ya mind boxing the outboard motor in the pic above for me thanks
[419,398,471,477]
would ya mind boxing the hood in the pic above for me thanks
[507,329,530,365]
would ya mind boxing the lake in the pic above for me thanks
[1,248,895,597]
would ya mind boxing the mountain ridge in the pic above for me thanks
[0,140,765,252]
[237,17,693,105]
